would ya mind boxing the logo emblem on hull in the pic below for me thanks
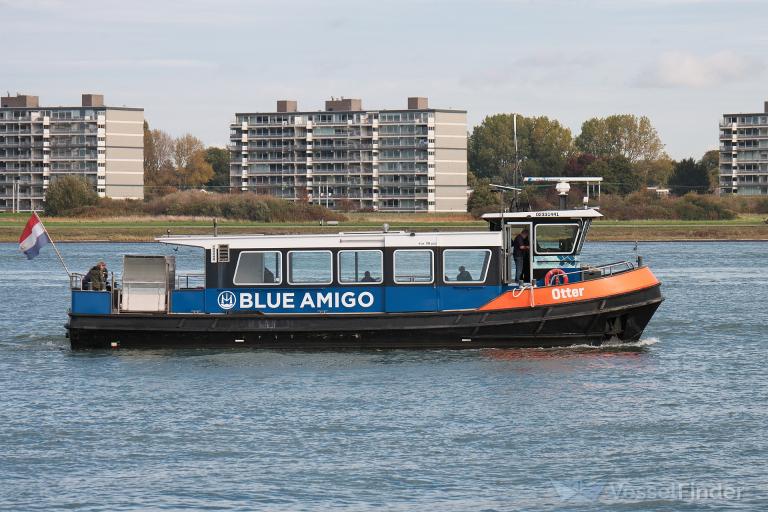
[217,291,236,310]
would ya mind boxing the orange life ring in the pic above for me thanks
[544,268,569,286]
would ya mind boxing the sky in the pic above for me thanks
[1,0,766,160]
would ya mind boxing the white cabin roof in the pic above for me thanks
[482,208,603,220]
[157,230,503,250]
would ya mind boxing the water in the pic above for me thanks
[0,241,766,511]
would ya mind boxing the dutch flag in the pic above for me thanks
[18,213,50,260]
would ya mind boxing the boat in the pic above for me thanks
[66,204,663,350]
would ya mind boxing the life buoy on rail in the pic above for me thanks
[544,268,569,286]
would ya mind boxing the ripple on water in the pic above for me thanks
[0,241,766,511]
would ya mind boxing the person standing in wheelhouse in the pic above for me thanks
[512,229,530,285]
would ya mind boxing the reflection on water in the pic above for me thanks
[0,241,767,510]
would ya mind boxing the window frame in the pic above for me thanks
[442,248,492,284]
[232,250,283,286]
[287,250,334,286]
[337,249,384,285]
[393,249,435,285]
[533,223,581,255]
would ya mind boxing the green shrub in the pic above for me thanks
[43,175,98,216]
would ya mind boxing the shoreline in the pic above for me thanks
[1,214,766,243]
[41,238,768,243]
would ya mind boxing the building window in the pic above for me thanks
[288,250,333,285]
[338,250,383,284]
[393,249,434,284]
[233,251,282,285]
[443,249,491,283]
[534,224,580,255]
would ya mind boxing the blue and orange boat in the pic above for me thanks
[66,205,663,349]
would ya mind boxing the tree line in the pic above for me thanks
[468,113,716,213]
[143,121,229,198]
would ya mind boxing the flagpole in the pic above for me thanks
[34,212,71,277]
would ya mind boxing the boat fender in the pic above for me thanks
[545,268,569,286]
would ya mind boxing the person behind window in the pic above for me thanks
[263,266,275,283]
[513,229,530,284]
[456,266,473,281]
[360,270,376,283]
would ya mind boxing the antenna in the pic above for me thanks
[512,114,521,211]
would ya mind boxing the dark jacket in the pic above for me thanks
[512,234,529,258]
[86,265,106,291]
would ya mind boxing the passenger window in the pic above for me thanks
[535,224,580,254]
[338,250,383,284]
[288,251,333,285]
[394,250,433,284]
[233,251,281,285]
[443,249,491,283]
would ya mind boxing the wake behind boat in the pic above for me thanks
[66,204,663,350]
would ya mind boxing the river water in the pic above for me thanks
[0,241,765,511]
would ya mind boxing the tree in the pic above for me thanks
[668,158,709,196]
[585,155,642,195]
[700,149,720,193]
[183,149,215,187]
[576,115,665,163]
[467,177,499,214]
[204,147,231,191]
[144,123,175,196]
[173,134,212,188]
[468,114,573,181]
[634,157,675,187]
[563,153,597,177]
[43,175,98,216]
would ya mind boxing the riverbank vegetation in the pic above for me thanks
[466,113,734,218]
[43,180,344,223]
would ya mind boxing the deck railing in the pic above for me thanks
[176,273,206,289]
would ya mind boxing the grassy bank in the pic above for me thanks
[1,212,767,242]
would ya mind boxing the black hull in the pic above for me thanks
[67,285,663,350]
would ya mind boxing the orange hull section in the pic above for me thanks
[479,267,661,311]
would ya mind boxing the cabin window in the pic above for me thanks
[288,250,333,285]
[338,250,383,284]
[534,224,580,254]
[443,249,491,283]
[393,250,434,284]
[233,251,281,285]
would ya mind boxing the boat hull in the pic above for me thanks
[67,283,663,350]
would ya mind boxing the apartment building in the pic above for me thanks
[0,93,144,212]
[230,97,467,212]
[719,101,768,195]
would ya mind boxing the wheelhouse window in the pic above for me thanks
[393,250,433,284]
[534,224,580,254]
[338,250,383,284]
[233,251,281,285]
[443,249,491,283]
[288,250,333,285]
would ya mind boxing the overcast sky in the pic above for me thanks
[1,0,765,159]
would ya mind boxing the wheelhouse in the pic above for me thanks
[482,208,602,285]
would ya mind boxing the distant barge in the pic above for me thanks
[66,208,663,349]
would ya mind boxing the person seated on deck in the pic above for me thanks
[263,267,275,283]
[360,270,376,283]
[456,266,473,281]
[83,261,107,291]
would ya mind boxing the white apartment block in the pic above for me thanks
[230,97,467,212]
[0,93,144,212]
[719,101,768,196]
